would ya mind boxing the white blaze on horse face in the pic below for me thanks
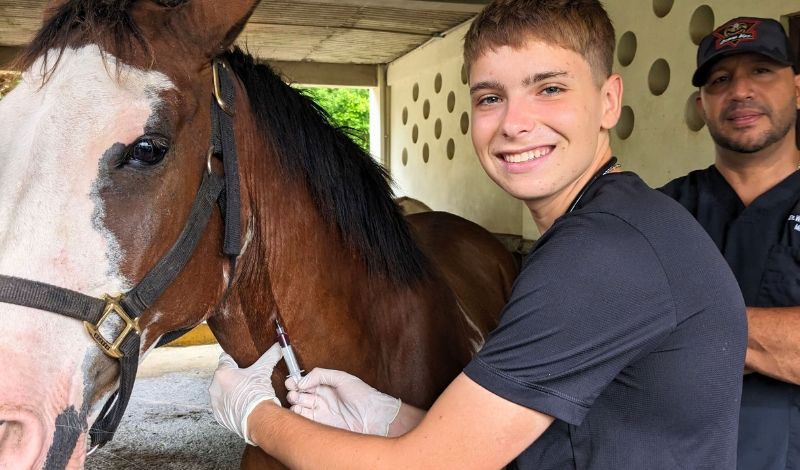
[0,46,172,466]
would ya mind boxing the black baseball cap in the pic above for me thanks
[692,17,798,87]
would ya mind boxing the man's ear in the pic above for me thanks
[794,73,799,110]
[600,74,623,130]
[695,92,708,122]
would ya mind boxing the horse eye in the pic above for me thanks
[128,137,169,166]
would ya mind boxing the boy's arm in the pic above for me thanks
[251,373,554,470]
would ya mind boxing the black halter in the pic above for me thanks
[0,58,241,449]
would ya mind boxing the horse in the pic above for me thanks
[0,1,518,468]
[394,196,433,216]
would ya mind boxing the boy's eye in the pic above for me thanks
[542,86,562,95]
[478,95,500,105]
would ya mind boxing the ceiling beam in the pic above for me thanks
[415,0,488,4]
[248,22,435,37]
[282,0,486,13]
[268,60,378,87]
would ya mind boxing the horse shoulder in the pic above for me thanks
[406,211,519,337]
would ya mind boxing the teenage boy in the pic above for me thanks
[210,1,747,468]
[660,16,800,470]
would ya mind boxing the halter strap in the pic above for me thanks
[0,58,241,449]
[0,170,225,447]
[89,170,225,446]
[211,58,242,259]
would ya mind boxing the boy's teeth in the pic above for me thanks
[504,149,544,163]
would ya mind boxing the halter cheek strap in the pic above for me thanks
[211,58,242,259]
[0,58,241,449]
[0,170,225,447]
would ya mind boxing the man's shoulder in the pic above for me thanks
[658,166,715,198]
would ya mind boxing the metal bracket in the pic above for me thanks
[83,294,141,359]
[212,59,235,116]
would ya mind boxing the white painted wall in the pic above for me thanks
[387,23,523,237]
[387,1,799,241]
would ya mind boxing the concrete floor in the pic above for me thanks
[85,345,246,470]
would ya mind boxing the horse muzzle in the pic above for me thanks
[0,304,109,469]
[0,408,48,469]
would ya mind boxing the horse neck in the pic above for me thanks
[207,116,388,354]
[245,179,475,401]
[228,131,472,387]
[244,154,411,332]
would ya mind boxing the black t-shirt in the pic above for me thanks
[660,166,800,470]
[464,172,747,469]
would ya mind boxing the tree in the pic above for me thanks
[0,72,20,99]
[298,87,370,152]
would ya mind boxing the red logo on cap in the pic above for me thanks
[714,19,760,49]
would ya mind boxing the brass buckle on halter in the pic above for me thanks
[83,294,141,359]
[212,59,235,116]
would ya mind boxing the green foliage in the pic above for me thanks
[0,72,20,100]
[298,87,370,152]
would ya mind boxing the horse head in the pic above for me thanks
[0,1,263,467]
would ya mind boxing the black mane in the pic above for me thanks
[225,48,429,284]
[15,0,153,73]
[16,0,195,73]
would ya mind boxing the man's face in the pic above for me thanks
[699,53,800,154]
[468,41,619,212]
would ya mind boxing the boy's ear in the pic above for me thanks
[600,74,623,130]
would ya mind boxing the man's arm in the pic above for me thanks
[746,306,800,384]
[250,373,554,470]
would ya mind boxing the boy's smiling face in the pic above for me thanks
[469,40,621,221]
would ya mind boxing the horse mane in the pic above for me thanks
[225,48,429,284]
[14,0,185,73]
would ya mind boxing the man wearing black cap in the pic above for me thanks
[660,16,800,470]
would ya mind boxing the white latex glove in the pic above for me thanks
[209,343,283,445]
[286,367,401,436]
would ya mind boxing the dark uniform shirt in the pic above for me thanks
[661,165,800,470]
[465,172,747,469]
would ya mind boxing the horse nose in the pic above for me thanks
[0,410,47,469]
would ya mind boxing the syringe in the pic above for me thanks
[275,318,304,384]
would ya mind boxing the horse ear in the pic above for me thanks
[124,0,259,60]
[40,1,259,59]
[41,0,70,21]
[167,0,261,58]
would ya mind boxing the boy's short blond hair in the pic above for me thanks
[464,0,616,85]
